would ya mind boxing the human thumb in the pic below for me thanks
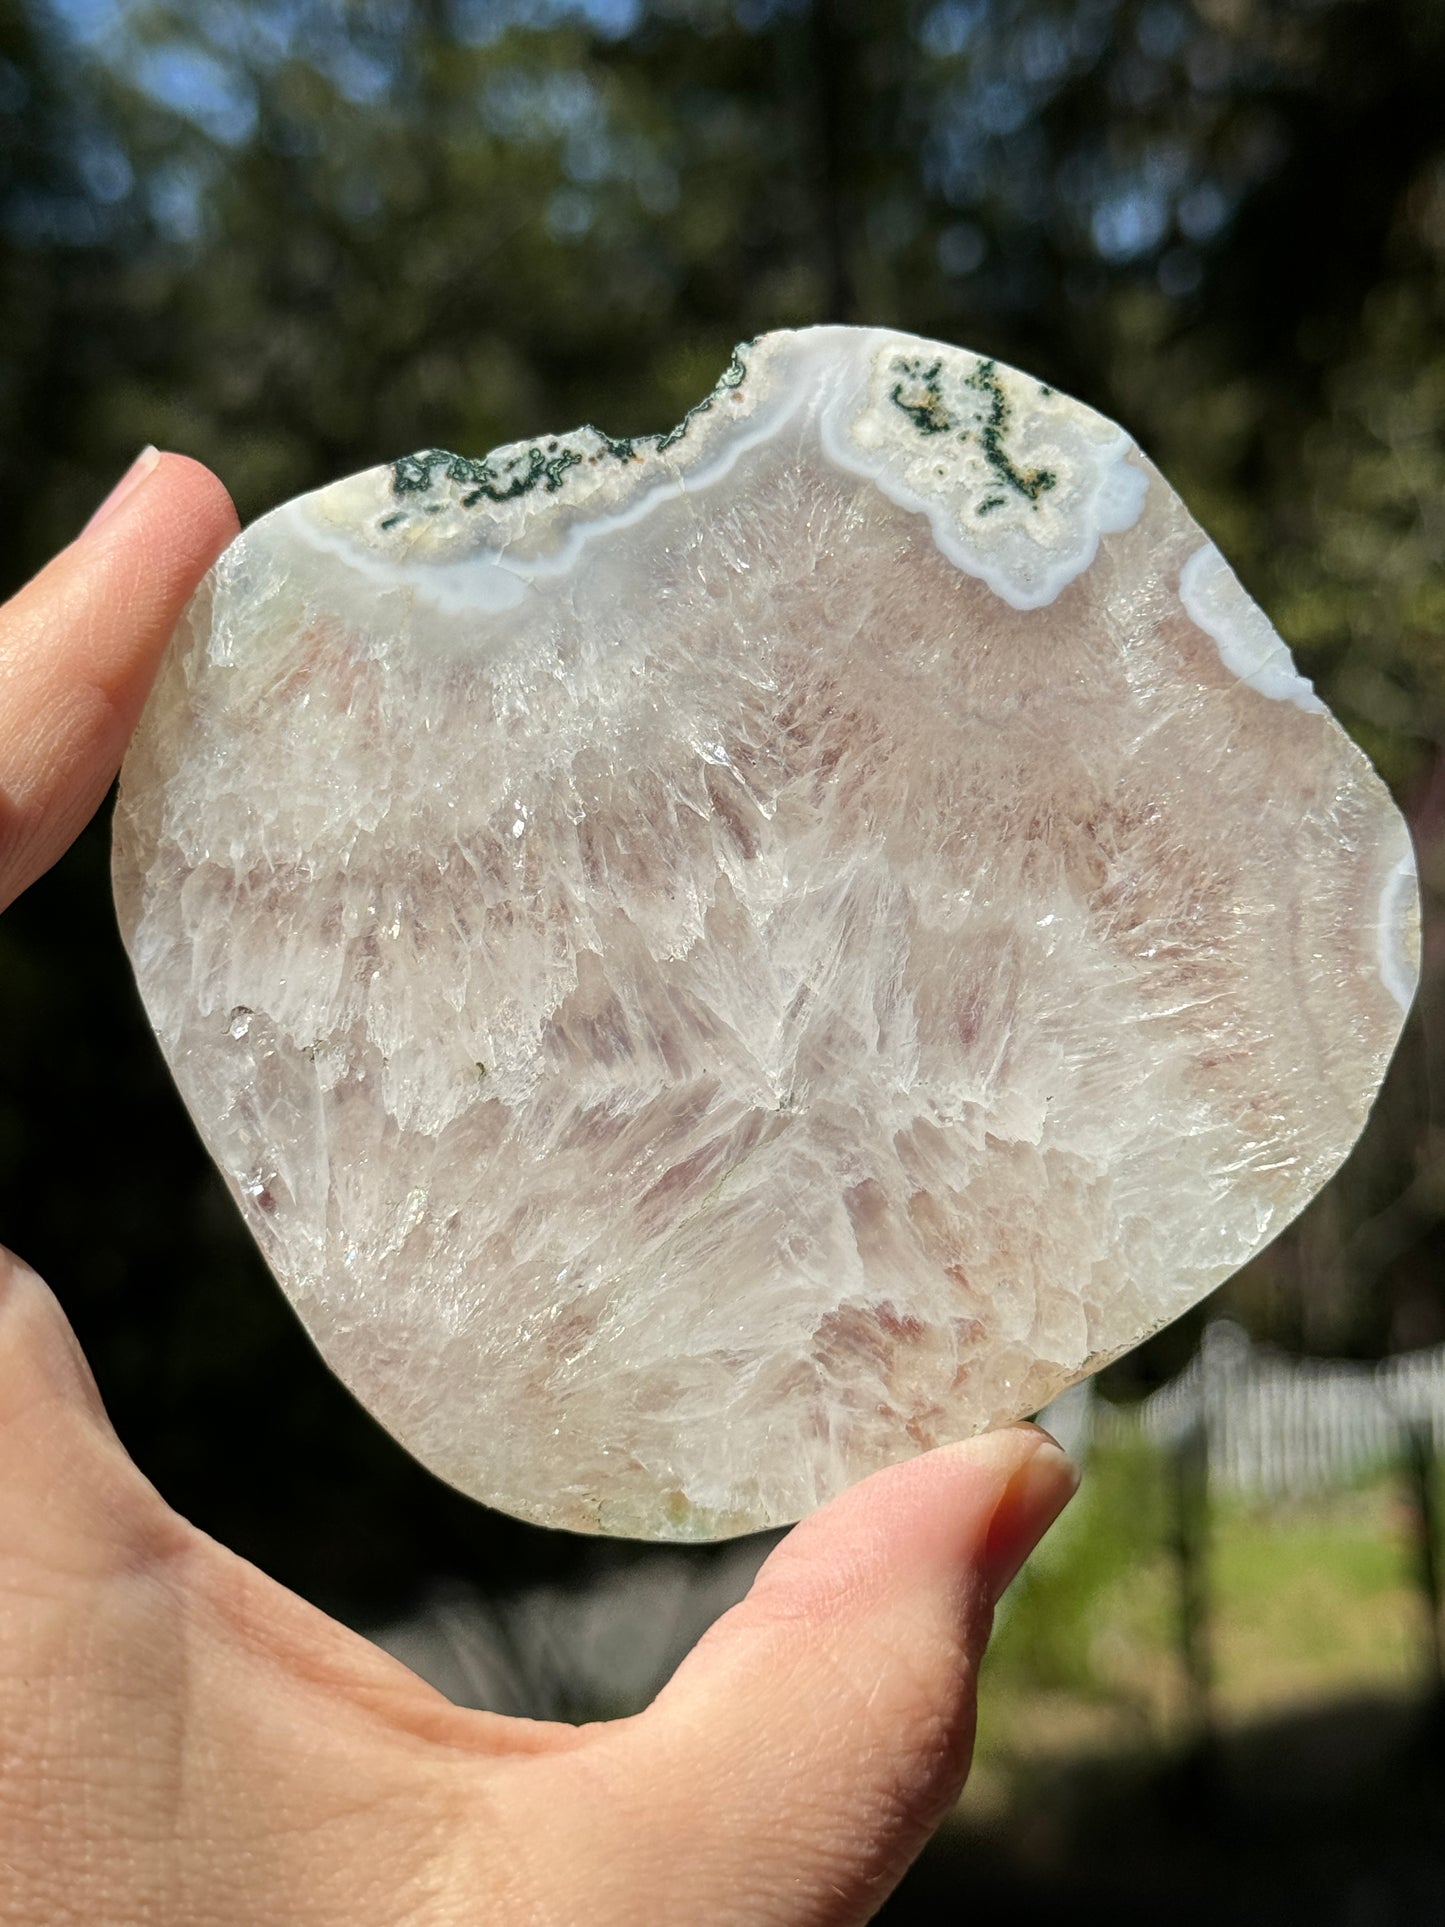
[602,1424,1078,1926]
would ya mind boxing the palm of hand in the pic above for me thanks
[0,452,1075,1926]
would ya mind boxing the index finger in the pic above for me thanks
[0,450,238,912]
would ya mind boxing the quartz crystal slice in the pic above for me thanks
[113,326,1419,1539]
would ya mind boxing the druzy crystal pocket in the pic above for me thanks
[113,326,1418,1538]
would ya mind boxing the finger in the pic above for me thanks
[590,1427,1078,1926]
[0,1245,188,1592]
[0,449,238,911]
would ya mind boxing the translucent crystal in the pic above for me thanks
[113,326,1419,1539]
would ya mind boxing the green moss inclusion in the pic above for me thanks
[888,357,953,434]
[887,352,1059,517]
[965,358,1057,508]
[382,341,754,530]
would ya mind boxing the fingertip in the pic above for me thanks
[971,1429,1080,1602]
[153,450,241,549]
[741,1423,1075,1630]
[0,448,240,907]
[51,445,240,744]
[78,448,240,562]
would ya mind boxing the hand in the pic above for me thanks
[0,449,1079,1926]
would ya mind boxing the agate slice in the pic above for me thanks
[113,326,1419,1539]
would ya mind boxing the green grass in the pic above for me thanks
[965,1443,1437,1815]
